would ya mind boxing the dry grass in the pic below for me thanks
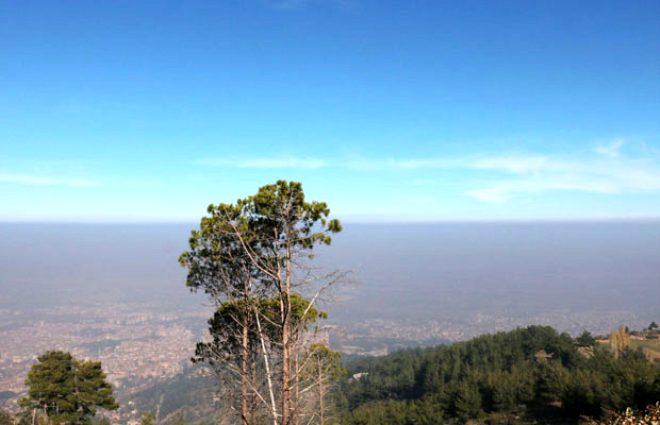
[629,339,660,362]
[584,403,660,425]
[595,337,660,362]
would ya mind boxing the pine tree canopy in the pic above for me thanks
[20,351,118,425]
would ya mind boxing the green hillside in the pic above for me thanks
[122,368,217,425]
[121,326,660,425]
[337,326,660,425]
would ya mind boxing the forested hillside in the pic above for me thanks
[338,326,660,425]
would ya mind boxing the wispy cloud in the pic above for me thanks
[197,154,570,173]
[197,155,471,171]
[471,155,572,174]
[465,144,660,203]
[350,154,573,173]
[197,156,327,169]
[467,177,618,203]
[0,173,97,187]
[344,157,461,170]
[595,139,626,158]
[196,140,660,204]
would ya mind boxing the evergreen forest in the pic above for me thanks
[336,326,660,425]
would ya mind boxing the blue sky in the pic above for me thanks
[1,0,659,221]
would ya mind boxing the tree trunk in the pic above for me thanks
[250,354,258,424]
[256,309,278,425]
[241,306,250,425]
[281,226,293,425]
[318,358,325,425]
[293,352,299,425]
[282,315,290,425]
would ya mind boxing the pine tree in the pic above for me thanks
[19,351,118,425]
[180,181,342,425]
[576,330,596,347]
[453,382,481,421]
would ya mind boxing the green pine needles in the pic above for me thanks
[20,351,118,425]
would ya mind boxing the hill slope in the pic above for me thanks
[338,326,660,425]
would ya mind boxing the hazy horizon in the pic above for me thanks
[3,217,660,224]
[2,221,658,338]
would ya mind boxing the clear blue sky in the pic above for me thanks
[1,0,659,221]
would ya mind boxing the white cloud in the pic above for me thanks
[595,139,626,158]
[198,156,458,171]
[344,157,460,171]
[198,156,327,169]
[198,154,569,173]
[349,155,576,173]
[608,166,660,191]
[196,141,660,204]
[345,156,554,172]
[467,177,618,203]
[383,158,457,169]
[466,153,660,203]
[472,155,561,174]
[0,173,97,187]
